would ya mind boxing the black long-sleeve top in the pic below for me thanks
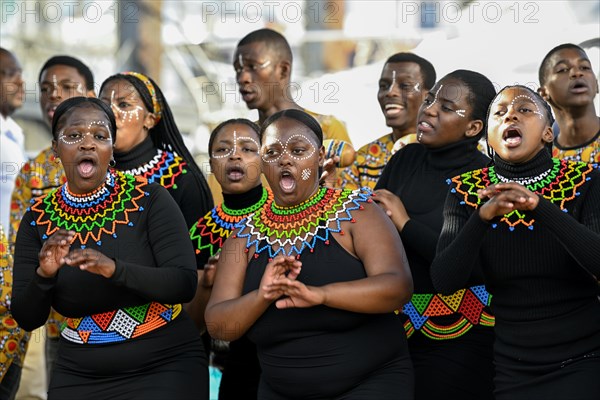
[12,171,198,332]
[375,139,490,293]
[431,149,600,362]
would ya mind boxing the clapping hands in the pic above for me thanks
[477,182,539,222]
[259,255,326,309]
[38,229,116,278]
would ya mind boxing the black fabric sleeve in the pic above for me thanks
[430,191,490,295]
[531,176,600,278]
[400,219,439,264]
[110,185,198,303]
[12,212,55,331]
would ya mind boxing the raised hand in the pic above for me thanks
[319,155,341,187]
[38,229,75,278]
[372,189,410,231]
[269,278,326,310]
[258,255,302,302]
[201,254,219,289]
[63,248,116,278]
[477,182,539,222]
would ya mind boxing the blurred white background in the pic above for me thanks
[1,0,598,154]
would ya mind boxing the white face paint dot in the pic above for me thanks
[425,84,443,110]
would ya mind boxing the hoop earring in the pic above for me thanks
[109,159,116,168]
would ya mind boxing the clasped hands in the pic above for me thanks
[37,229,116,279]
[477,182,539,222]
[259,255,325,309]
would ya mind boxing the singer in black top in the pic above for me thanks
[206,109,414,399]
[374,70,496,400]
[188,119,270,399]
[11,98,207,399]
[431,86,600,400]
[99,72,213,231]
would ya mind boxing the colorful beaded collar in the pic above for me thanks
[30,170,146,247]
[189,187,273,257]
[122,147,187,190]
[234,187,372,258]
[451,158,594,231]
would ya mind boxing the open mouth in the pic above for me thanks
[417,120,433,134]
[502,126,522,147]
[77,157,97,179]
[384,103,405,117]
[226,165,245,181]
[239,88,256,102]
[280,170,296,193]
[570,80,588,94]
[47,105,57,121]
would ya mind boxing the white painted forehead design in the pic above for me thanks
[110,89,144,123]
[510,93,545,119]
[211,130,260,159]
[261,133,317,163]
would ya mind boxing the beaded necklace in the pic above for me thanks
[122,147,187,190]
[30,170,146,247]
[234,187,373,258]
[189,187,273,257]
[451,159,594,231]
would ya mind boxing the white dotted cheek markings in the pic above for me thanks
[261,134,316,163]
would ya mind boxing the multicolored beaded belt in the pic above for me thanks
[61,302,181,344]
[401,285,494,340]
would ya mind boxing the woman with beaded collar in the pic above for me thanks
[98,72,213,230]
[206,109,414,399]
[11,97,207,399]
[431,86,600,399]
[188,118,271,399]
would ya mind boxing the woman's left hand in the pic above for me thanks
[265,278,325,309]
[372,189,410,231]
[63,248,116,278]
[319,156,340,187]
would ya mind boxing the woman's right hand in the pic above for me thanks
[37,229,75,278]
[258,255,302,302]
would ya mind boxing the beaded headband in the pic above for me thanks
[122,71,162,122]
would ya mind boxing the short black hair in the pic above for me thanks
[38,55,95,91]
[385,52,437,90]
[260,109,323,146]
[486,85,555,158]
[52,97,116,142]
[208,118,260,155]
[237,28,293,64]
[538,43,588,85]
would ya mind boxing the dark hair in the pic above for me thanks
[385,52,437,90]
[486,85,555,158]
[260,109,323,146]
[208,118,260,155]
[38,55,95,91]
[237,28,293,63]
[52,97,116,142]
[100,72,213,212]
[442,70,496,141]
[538,43,588,85]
